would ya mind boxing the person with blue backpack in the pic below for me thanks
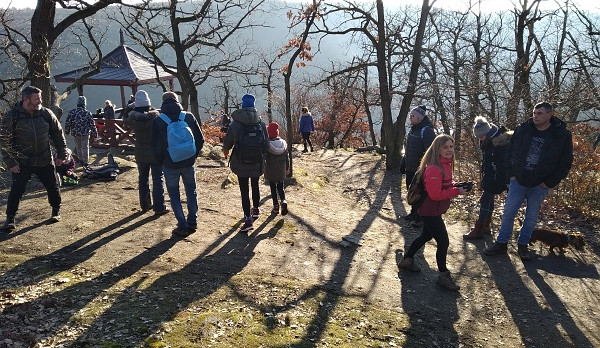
[152,91,204,237]
[222,94,269,232]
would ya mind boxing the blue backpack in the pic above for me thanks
[159,112,196,162]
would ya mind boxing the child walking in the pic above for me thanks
[397,134,469,291]
[265,122,289,215]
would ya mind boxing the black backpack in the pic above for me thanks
[235,123,265,164]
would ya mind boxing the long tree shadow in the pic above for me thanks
[481,246,596,347]
[70,214,283,344]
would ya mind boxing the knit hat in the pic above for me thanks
[410,105,426,121]
[77,96,87,107]
[267,122,279,139]
[473,116,497,138]
[241,94,255,108]
[162,91,178,102]
[134,90,151,108]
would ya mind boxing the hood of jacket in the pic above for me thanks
[269,137,288,155]
[129,108,159,121]
[523,116,568,133]
[231,107,260,125]
[160,98,183,120]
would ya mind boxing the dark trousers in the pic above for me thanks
[404,215,449,272]
[6,163,61,217]
[269,181,286,205]
[238,176,260,218]
[301,132,313,151]
[477,190,495,222]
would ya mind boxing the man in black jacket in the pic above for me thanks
[0,86,67,230]
[152,92,204,237]
[485,102,573,260]
[400,105,436,227]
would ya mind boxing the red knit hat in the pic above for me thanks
[267,122,279,139]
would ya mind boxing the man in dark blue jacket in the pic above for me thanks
[152,92,204,237]
[401,105,436,227]
[485,102,573,260]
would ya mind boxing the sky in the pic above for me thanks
[2,0,599,12]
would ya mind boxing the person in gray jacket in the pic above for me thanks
[265,122,289,216]
[222,94,269,232]
[0,86,67,230]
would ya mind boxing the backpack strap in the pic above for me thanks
[159,113,171,125]
[179,111,186,121]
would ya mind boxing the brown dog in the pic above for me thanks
[529,228,585,254]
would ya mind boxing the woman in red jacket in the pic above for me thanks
[398,134,469,291]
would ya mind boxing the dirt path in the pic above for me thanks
[0,147,598,347]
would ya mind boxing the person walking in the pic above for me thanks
[484,102,573,260]
[151,92,204,237]
[400,105,436,227]
[222,94,269,232]
[265,122,289,216]
[124,90,169,215]
[64,95,97,168]
[397,134,469,291]
[463,116,511,240]
[0,86,68,230]
[298,106,315,153]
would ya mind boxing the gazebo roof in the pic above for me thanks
[54,44,176,86]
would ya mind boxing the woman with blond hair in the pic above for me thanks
[103,100,115,120]
[397,134,469,291]
[298,106,314,153]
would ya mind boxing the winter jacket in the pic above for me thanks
[151,98,204,169]
[480,126,511,194]
[418,156,460,216]
[104,105,115,120]
[222,107,269,178]
[264,137,289,182]
[507,116,573,188]
[65,106,98,137]
[125,107,160,165]
[298,113,315,133]
[402,117,436,173]
[0,102,67,168]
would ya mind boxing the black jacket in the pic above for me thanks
[0,102,67,168]
[480,126,511,194]
[151,98,204,169]
[402,117,436,173]
[507,116,573,188]
[125,107,161,165]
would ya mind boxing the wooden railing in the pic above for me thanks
[91,119,135,149]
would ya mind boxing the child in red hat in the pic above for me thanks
[265,122,289,215]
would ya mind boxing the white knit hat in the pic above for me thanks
[134,90,151,108]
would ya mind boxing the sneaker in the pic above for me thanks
[397,257,421,272]
[271,204,280,215]
[251,207,260,220]
[240,217,253,232]
[172,226,190,237]
[154,208,171,216]
[188,223,197,234]
[49,207,61,223]
[281,201,288,216]
[484,242,508,256]
[302,149,308,153]
[518,243,531,261]
[2,216,16,231]
[437,271,460,291]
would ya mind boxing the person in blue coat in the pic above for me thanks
[298,106,315,153]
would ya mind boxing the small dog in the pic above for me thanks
[529,228,585,254]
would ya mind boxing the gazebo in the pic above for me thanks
[54,32,176,148]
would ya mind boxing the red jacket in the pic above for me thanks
[418,156,460,216]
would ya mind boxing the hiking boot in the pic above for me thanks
[302,148,308,153]
[240,217,253,233]
[437,271,460,291]
[518,243,531,261]
[49,207,61,223]
[154,208,171,216]
[251,207,260,220]
[188,223,197,233]
[281,201,288,216]
[397,257,421,272]
[463,221,484,240]
[484,242,508,256]
[271,203,280,215]
[403,212,418,221]
[481,218,492,234]
[2,216,16,231]
[172,226,190,237]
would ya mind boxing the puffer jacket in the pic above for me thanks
[507,116,573,188]
[125,107,161,165]
[0,102,67,168]
[480,126,512,194]
[151,98,204,169]
[298,113,314,133]
[418,156,460,216]
[222,107,269,178]
[403,117,436,173]
[264,137,289,182]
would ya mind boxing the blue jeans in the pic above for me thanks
[137,162,166,212]
[496,178,549,245]
[163,165,198,228]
